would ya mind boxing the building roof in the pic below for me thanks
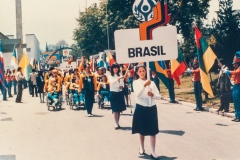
[0,32,9,40]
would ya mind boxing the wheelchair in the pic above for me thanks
[98,91,110,109]
[69,90,85,110]
[46,92,63,111]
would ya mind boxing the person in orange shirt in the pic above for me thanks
[187,58,203,111]
[6,69,13,97]
[47,79,61,107]
[224,52,240,122]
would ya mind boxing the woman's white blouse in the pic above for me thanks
[133,79,161,107]
[108,74,124,92]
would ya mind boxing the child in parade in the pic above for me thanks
[132,64,161,159]
[97,75,110,109]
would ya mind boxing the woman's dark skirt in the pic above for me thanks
[110,91,126,112]
[132,104,159,136]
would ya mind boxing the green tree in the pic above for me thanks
[210,0,240,68]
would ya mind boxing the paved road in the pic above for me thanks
[0,89,240,160]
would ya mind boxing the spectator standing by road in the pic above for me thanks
[12,69,17,95]
[108,63,126,129]
[132,64,161,159]
[15,67,25,103]
[1,71,8,101]
[30,69,38,97]
[217,59,232,113]
[187,58,203,111]
[6,70,13,98]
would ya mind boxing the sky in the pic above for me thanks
[0,0,240,50]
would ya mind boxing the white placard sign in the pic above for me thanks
[114,25,178,64]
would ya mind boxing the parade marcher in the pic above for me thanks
[97,75,110,109]
[71,68,83,104]
[36,70,45,103]
[108,63,126,129]
[78,63,97,116]
[150,70,160,92]
[128,64,135,92]
[166,62,177,103]
[224,52,240,122]
[47,79,61,108]
[12,69,17,95]
[30,69,38,97]
[70,78,81,105]
[15,67,25,103]
[6,70,13,97]
[132,64,161,159]
[187,58,203,111]
[121,65,130,107]
[217,59,231,112]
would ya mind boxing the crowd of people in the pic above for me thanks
[1,52,240,159]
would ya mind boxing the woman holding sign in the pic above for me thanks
[108,63,126,129]
[132,64,161,159]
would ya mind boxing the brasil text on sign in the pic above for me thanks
[114,26,178,64]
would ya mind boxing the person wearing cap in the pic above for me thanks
[44,66,54,82]
[78,63,97,116]
[108,63,126,129]
[187,58,203,111]
[224,52,240,122]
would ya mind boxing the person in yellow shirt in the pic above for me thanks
[97,75,110,109]
[47,79,60,107]
[69,78,81,106]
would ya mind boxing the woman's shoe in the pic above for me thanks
[139,148,145,155]
[150,154,159,159]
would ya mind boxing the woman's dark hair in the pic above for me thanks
[38,70,43,75]
[17,67,22,72]
[110,63,120,76]
[134,64,147,79]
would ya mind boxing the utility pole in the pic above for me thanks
[15,0,23,62]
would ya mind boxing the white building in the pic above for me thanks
[26,34,41,62]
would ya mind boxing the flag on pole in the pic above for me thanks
[0,40,6,87]
[18,52,32,81]
[10,46,18,69]
[149,61,169,89]
[194,26,217,96]
[171,47,187,86]
[106,51,115,66]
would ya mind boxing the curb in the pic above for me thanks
[162,97,235,119]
